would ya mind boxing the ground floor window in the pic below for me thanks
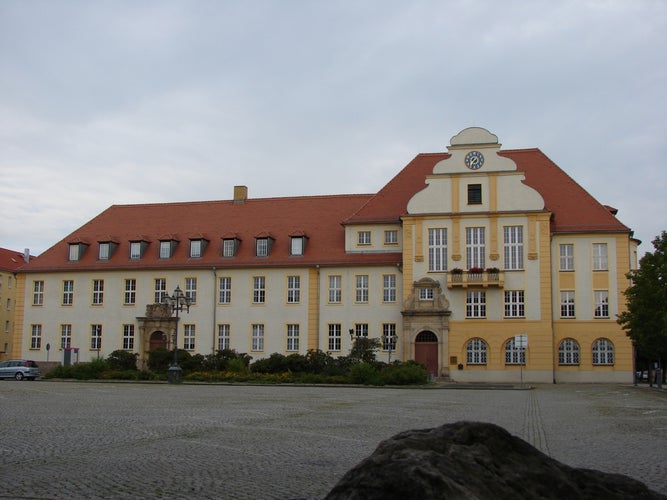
[122,324,135,350]
[592,338,614,365]
[287,324,299,351]
[466,291,486,318]
[90,324,102,350]
[466,338,487,365]
[252,324,264,351]
[183,324,195,351]
[30,324,42,349]
[504,338,525,365]
[218,324,230,351]
[558,338,580,365]
[328,324,341,351]
[60,324,72,349]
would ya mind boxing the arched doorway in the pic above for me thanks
[150,331,167,351]
[415,331,439,378]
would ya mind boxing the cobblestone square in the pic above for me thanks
[0,381,665,499]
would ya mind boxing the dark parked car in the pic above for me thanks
[0,359,40,380]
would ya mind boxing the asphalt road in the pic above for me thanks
[0,381,665,499]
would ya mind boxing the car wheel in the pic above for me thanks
[15,372,24,381]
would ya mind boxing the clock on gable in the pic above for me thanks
[464,151,484,170]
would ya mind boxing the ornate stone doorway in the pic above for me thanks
[415,331,439,378]
[136,303,177,369]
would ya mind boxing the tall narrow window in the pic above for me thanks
[287,276,300,303]
[287,324,299,351]
[328,275,342,303]
[428,228,448,272]
[466,291,486,318]
[90,324,102,350]
[559,244,574,271]
[252,324,264,351]
[154,278,167,304]
[253,277,266,304]
[328,324,341,351]
[382,323,397,350]
[466,338,487,364]
[466,227,485,270]
[256,238,269,257]
[594,290,609,318]
[504,290,525,318]
[62,280,74,306]
[503,226,524,270]
[123,324,135,350]
[92,279,104,305]
[189,240,202,258]
[159,241,172,259]
[217,324,230,351]
[593,243,608,271]
[560,291,575,318]
[60,324,72,349]
[130,242,142,260]
[185,277,197,304]
[183,324,195,351]
[382,274,397,302]
[219,277,232,304]
[30,324,42,349]
[355,275,369,303]
[222,239,238,257]
[32,281,44,306]
[99,242,110,260]
[290,237,305,256]
[124,279,136,305]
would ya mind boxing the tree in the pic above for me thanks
[618,231,667,380]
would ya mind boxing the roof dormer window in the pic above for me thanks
[98,240,118,261]
[159,240,177,259]
[129,240,149,260]
[68,242,89,262]
[222,238,240,258]
[290,236,308,256]
[255,235,274,257]
[189,238,208,259]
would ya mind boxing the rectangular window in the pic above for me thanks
[355,275,369,303]
[328,324,341,351]
[419,288,434,300]
[503,226,524,270]
[92,279,104,305]
[466,291,486,318]
[90,324,102,350]
[33,281,44,306]
[559,244,574,271]
[504,290,525,318]
[123,324,135,350]
[593,243,608,271]
[217,324,230,351]
[124,279,136,305]
[382,323,397,351]
[253,276,266,304]
[130,242,142,260]
[383,274,397,302]
[252,324,264,351]
[256,238,269,257]
[328,275,342,303]
[99,242,110,260]
[185,277,197,304]
[30,324,42,349]
[428,228,448,272]
[61,324,72,349]
[594,290,609,318]
[384,230,398,245]
[357,231,371,245]
[154,278,167,303]
[354,323,369,338]
[219,277,232,304]
[189,240,202,258]
[291,237,304,256]
[183,324,195,351]
[287,324,299,351]
[560,291,576,318]
[287,276,300,303]
[159,241,172,259]
[467,184,482,204]
[62,280,74,306]
[466,227,485,270]
[68,244,80,261]
[222,239,237,257]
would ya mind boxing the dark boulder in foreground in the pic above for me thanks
[326,421,665,500]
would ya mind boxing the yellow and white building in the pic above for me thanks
[12,128,638,382]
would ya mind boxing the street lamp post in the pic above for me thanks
[163,285,192,384]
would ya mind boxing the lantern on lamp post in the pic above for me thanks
[163,285,192,384]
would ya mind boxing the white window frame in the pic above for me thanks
[123,324,135,350]
[419,288,434,300]
[355,275,369,303]
[290,237,304,256]
[354,323,369,338]
[328,275,342,303]
[328,324,341,351]
[465,227,485,270]
[30,324,42,350]
[592,338,614,365]
[185,277,197,304]
[503,226,524,270]
[130,241,142,260]
[33,280,44,306]
[256,238,269,257]
[222,239,237,258]
[124,279,136,305]
[219,277,231,304]
[286,324,299,352]
[92,279,104,305]
[428,228,448,272]
[183,324,195,351]
[60,324,72,349]
[384,230,398,245]
[382,323,397,351]
[466,338,487,365]
[504,338,526,365]
[189,240,202,258]
[217,324,230,351]
[382,274,397,302]
[357,231,371,246]
[593,243,608,271]
[558,339,580,365]
[159,241,172,259]
[287,276,300,303]
[504,290,525,318]
[560,291,575,318]
[559,244,574,271]
[253,276,266,304]
[154,278,167,304]
[466,291,486,318]
[594,290,609,318]
[62,280,74,306]
[90,324,102,350]
[251,324,264,351]
[98,242,110,261]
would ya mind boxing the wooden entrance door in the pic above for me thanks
[149,331,167,351]
[415,331,439,377]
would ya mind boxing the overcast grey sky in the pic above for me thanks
[1,0,665,257]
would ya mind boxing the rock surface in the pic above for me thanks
[325,421,666,500]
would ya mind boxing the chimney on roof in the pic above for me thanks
[23,248,30,263]
[234,185,248,203]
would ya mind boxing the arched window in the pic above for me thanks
[504,338,525,365]
[466,338,487,365]
[558,339,580,365]
[592,338,614,365]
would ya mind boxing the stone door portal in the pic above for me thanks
[415,331,439,378]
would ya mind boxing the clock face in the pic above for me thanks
[465,151,484,170]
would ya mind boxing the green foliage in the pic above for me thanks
[380,360,428,385]
[618,231,667,360]
[226,357,250,374]
[349,362,382,385]
[200,349,252,371]
[106,350,138,371]
[350,337,382,363]
[44,358,109,380]
[147,348,191,371]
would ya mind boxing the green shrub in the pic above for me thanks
[349,362,382,385]
[380,360,428,385]
[147,348,191,372]
[106,350,138,371]
[44,358,109,380]
[226,357,249,374]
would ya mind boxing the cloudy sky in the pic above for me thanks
[1,0,665,258]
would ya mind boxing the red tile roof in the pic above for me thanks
[0,247,30,272]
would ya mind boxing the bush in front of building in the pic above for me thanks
[107,349,139,371]
[45,358,110,380]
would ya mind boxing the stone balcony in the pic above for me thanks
[447,271,504,288]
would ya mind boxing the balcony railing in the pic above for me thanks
[447,270,504,288]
